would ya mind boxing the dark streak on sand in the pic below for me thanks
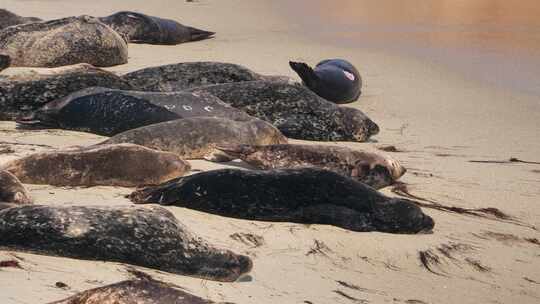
[333,290,368,303]
[469,157,540,165]
[391,182,537,230]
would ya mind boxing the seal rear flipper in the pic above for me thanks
[186,26,215,41]
[289,61,319,89]
[15,115,59,130]
[215,144,256,159]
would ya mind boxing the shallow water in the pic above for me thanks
[279,0,540,95]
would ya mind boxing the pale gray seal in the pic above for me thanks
[122,61,289,92]
[217,143,405,189]
[290,59,362,104]
[129,168,435,234]
[100,117,287,161]
[99,11,214,45]
[0,170,32,205]
[1,144,190,187]
[0,205,252,281]
[187,81,379,141]
[0,9,41,30]
[0,15,128,67]
[0,64,133,120]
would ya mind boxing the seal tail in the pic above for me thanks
[187,26,215,41]
[289,61,319,88]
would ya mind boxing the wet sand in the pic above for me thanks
[1,1,539,303]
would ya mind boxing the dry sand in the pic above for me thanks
[1,1,539,303]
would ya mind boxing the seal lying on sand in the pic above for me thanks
[122,61,289,92]
[48,277,229,304]
[1,144,190,187]
[0,9,41,30]
[19,88,253,133]
[17,88,181,136]
[0,205,252,282]
[0,53,9,72]
[129,168,434,234]
[290,59,362,104]
[217,144,405,189]
[101,117,287,161]
[0,170,32,205]
[0,16,128,67]
[0,64,132,120]
[99,11,214,45]
[188,81,379,141]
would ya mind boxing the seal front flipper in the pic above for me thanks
[289,61,320,88]
[186,26,215,41]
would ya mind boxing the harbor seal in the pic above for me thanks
[0,64,133,120]
[217,144,406,189]
[99,11,215,45]
[0,170,32,205]
[18,87,253,133]
[290,59,362,104]
[0,15,128,67]
[0,53,9,71]
[188,81,379,141]
[100,117,287,160]
[1,144,190,187]
[48,277,230,304]
[122,61,289,92]
[129,168,435,234]
[0,205,252,282]
[17,88,181,136]
[0,9,41,30]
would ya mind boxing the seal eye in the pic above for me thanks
[343,70,355,81]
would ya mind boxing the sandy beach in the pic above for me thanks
[1,1,539,303]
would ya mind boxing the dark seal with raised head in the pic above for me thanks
[188,80,379,141]
[0,15,128,67]
[290,59,362,104]
[0,64,133,120]
[0,205,252,282]
[217,143,406,189]
[99,11,214,45]
[129,168,434,234]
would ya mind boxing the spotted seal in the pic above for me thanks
[0,205,252,281]
[0,64,133,120]
[0,15,128,67]
[217,144,405,189]
[122,61,289,92]
[48,277,231,304]
[290,59,362,104]
[100,117,287,161]
[99,11,214,45]
[129,168,434,234]
[0,170,32,205]
[187,81,379,141]
[0,9,41,30]
[1,144,190,187]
